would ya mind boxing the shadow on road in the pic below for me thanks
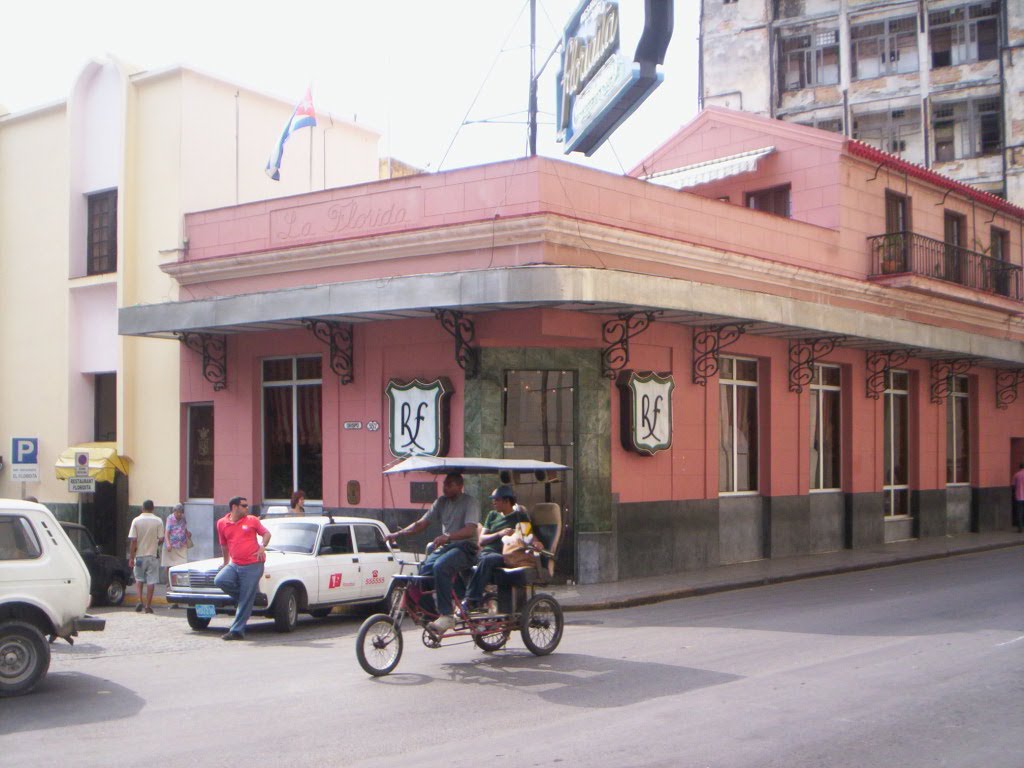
[438,652,740,708]
[0,672,144,735]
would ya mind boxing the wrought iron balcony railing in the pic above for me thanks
[868,231,1022,301]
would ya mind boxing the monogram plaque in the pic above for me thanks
[618,371,674,456]
[384,378,452,458]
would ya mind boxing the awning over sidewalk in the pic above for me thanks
[55,442,132,483]
[643,146,775,190]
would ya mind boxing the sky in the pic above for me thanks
[2,1,700,175]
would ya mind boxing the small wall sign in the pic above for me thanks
[385,378,452,457]
[367,421,380,432]
[618,370,674,455]
[343,421,363,430]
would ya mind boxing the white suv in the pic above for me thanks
[0,500,106,697]
[167,515,415,633]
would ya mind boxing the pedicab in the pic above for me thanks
[355,456,569,676]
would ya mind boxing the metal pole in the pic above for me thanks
[528,0,538,157]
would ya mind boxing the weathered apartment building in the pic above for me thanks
[699,0,1024,203]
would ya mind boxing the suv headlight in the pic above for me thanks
[169,572,190,588]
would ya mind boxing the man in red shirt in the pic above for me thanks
[213,496,272,640]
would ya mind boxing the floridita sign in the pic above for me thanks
[385,378,452,458]
[618,371,674,455]
[270,188,423,248]
[556,0,674,156]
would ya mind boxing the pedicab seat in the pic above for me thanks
[491,502,563,587]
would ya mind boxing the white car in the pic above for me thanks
[0,500,105,697]
[167,515,416,633]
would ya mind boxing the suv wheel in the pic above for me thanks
[0,621,51,698]
[272,586,299,633]
[104,577,126,606]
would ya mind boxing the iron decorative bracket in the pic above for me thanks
[928,359,974,404]
[865,348,915,399]
[788,336,846,393]
[601,311,659,379]
[692,323,748,386]
[433,309,479,379]
[996,369,1024,410]
[176,332,227,391]
[302,319,354,384]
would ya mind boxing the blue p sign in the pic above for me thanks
[12,438,38,464]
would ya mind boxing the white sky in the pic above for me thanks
[2,1,700,174]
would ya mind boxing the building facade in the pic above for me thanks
[121,108,1024,583]
[700,0,1024,203]
[0,58,380,554]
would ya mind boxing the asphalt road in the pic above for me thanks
[1,549,1021,768]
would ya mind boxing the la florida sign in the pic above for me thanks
[385,379,452,458]
[556,0,674,156]
[618,371,674,455]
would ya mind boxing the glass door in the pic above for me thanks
[502,370,576,580]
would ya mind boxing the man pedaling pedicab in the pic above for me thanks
[385,472,480,635]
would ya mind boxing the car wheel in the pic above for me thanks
[272,586,299,633]
[186,609,211,631]
[104,577,126,606]
[0,621,51,698]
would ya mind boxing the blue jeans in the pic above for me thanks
[465,551,504,604]
[214,561,265,636]
[418,543,475,616]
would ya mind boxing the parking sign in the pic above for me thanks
[11,437,39,482]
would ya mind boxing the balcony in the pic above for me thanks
[868,231,1022,301]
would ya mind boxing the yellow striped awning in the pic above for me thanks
[55,442,132,483]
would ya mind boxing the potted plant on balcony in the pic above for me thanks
[880,233,905,274]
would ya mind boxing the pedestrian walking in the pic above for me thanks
[128,500,164,613]
[213,496,272,640]
[161,503,192,581]
[1013,463,1024,532]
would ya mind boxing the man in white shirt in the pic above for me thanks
[128,500,164,613]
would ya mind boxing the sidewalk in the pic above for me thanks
[124,531,1023,612]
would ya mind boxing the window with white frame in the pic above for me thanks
[780,30,840,91]
[883,370,910,517]
[946,375,970,485]
[719,356,758,494]
[810,364,841,491]
[929,2,1000,68]
[262,356,322,501]
[797,116,844,134]
[932,99,1001,161]
[851,16,919,79]
[852,108,921,156]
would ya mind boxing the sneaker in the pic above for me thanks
[144,606,154,614]
[427,615,456,634]
[135,603,144,613]
[221,631,244,641]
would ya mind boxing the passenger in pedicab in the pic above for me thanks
[462,484,531,612]
[384,472,480,635]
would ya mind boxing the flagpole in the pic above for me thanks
[309,128,314,191]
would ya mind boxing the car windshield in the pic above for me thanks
[263,521,319,554]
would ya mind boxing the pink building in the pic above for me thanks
[122,108,1024,584]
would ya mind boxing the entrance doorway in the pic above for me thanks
[502,370,576,580]
[81,474,129,557]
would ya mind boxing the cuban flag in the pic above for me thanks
[265,87,317,181]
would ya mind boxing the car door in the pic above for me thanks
[352,522,399,600]
[315,524,361,604]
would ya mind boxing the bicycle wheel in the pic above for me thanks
[519,593,563,656]
[472,622,510,652]
[356,614,403,676]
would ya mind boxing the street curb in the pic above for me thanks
[558,540,1024,613]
